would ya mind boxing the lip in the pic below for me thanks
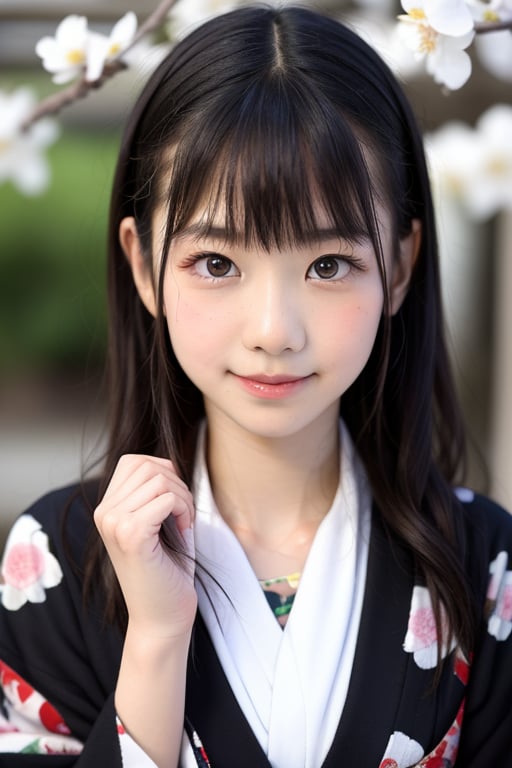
[232,373,313,399]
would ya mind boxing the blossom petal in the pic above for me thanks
[476,30,512,82]
[0,88,34,139]
[401,0,426,13]
[55,15,88,46]
[34,37,59,60]
[35,15,89,83]
[425,0,474,35]
[109,11,137,56]
[427,38,473,89]
[84,33,110,82]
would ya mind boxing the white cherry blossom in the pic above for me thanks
[469,0,512,24]
[425,119,479,207]
[35,15,89,85]
[401,0,474,35]
[476,29,512,81]
[426,105,512,219]
[36,13,137,85]
[398,0,475,89]
[467,104,512,218]
[0,88,58,195]
[85,12,138,83]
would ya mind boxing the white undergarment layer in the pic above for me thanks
[193,421,371,768]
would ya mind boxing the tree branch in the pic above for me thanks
[21,0,180,132]
[474,19,512,34]
[122,0,179,54]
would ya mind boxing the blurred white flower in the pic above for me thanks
[36,13,137,85]
[85,12,138,83]
[426,120,478,216]
[469,0,512,23]
[350,14,424,78]
[469,105,512,217]
[0,88,59,195]
[426,105,512,219]
[400,0,474,35]
[168,0,239,40]
[398,0,475,88]
[476,29,512,80]
[36,15,89,85]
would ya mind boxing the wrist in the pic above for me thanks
[123,621,193,661]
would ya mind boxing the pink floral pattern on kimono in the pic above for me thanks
[0,659,82,754]
[486,551,512,641]
[0,514,63,610]
[403,586,456,669]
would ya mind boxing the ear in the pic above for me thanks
[119,217,158,317]
[389,219,422,316]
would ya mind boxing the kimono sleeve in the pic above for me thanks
[0,485,128,766]
[456,494,512,765]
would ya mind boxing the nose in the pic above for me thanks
[242,273,306,355]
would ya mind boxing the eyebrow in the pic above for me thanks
[172,223,367,244]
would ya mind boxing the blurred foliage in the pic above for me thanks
[0,130,119,373]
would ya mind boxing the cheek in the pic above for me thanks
[320,284,384,358]
[164,289,234,366]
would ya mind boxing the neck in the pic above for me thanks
[204,414,340,541]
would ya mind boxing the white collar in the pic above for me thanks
[193,421,371,768]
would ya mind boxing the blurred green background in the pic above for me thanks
[0,131,115,373]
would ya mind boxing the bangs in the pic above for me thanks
[160,72,384,252]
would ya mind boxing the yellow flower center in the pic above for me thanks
[418,24,438,54]
[483,9,500,22]
[486,156,511,176]
[0,139,11,154]
[445,173,464,197]
[408,8,427,21]
[108,42,121,57]
[66,49,85,66]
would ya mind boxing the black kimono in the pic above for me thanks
[0,483,511,767]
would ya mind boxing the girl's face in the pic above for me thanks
[121,204,419,444]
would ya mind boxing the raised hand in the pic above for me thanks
[94,454,197,640]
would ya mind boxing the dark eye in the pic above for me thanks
[199,255,236,278]
[206,255,232,277]
[307,256,350,281]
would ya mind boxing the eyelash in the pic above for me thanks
[181,251,367,282]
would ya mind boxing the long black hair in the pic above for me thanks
[85,5,474,667]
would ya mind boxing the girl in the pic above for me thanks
[0,5,511,767]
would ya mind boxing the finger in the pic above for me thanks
[102,455,189,507]
[95,483,194,543]
[107,455,189,501]
[98,491,193,554]
[116,472,193,521]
